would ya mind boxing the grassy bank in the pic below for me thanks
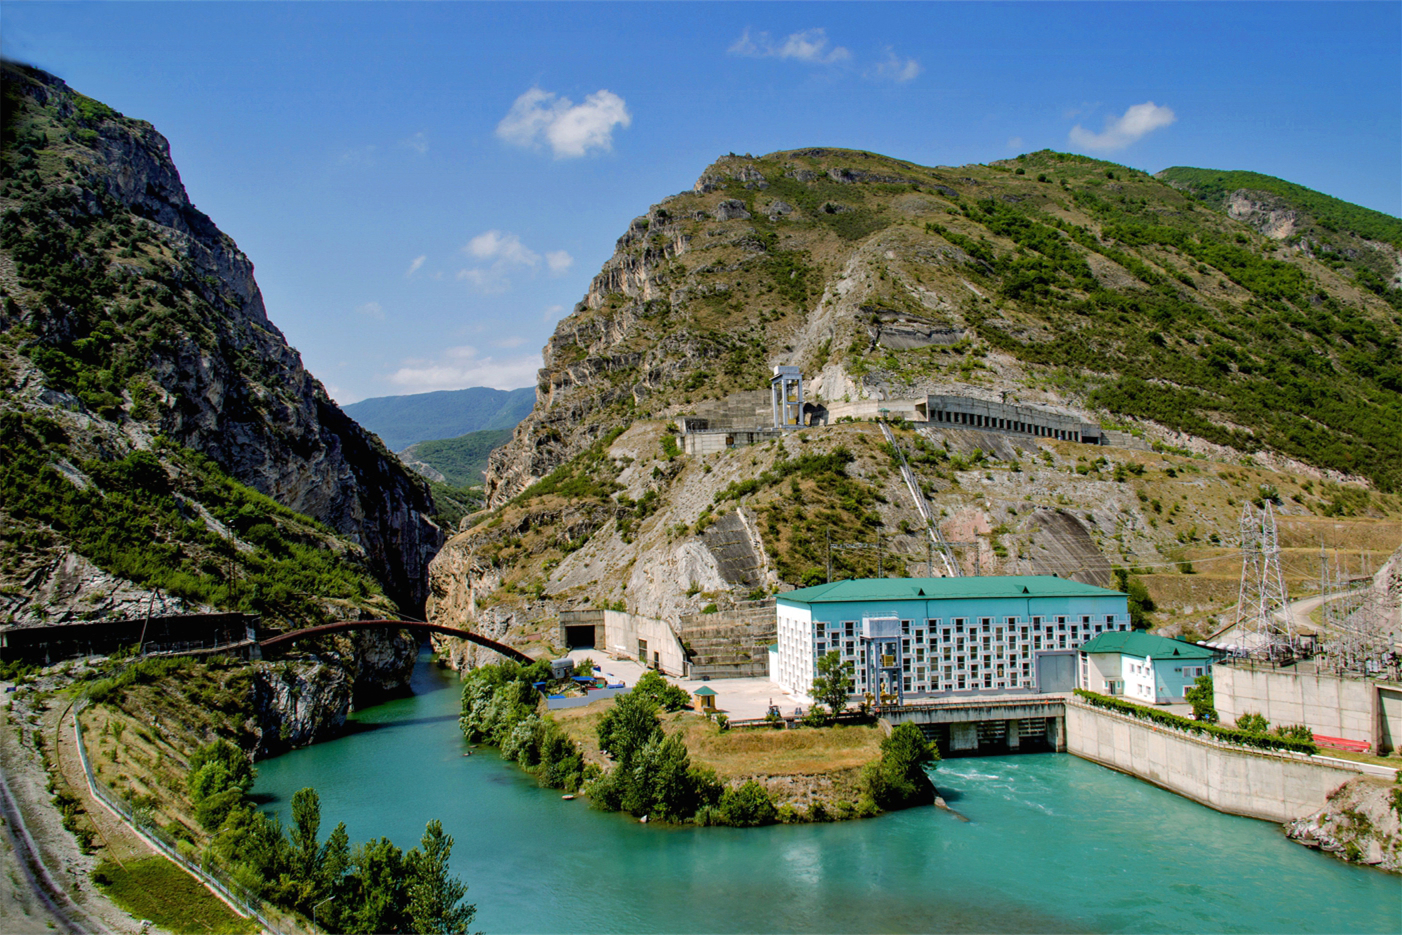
[93,856,257,935]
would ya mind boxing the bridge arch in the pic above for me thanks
[258,620,533,664]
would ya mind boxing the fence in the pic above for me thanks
[71,700,300,935]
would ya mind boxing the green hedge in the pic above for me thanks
[1073,689,1317,756]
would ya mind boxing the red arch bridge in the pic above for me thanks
[257,619,533,664]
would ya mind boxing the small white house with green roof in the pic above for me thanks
[1077,630,1218,704]
[774,576,1130,704]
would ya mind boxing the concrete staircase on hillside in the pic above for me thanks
[677,600,776,679]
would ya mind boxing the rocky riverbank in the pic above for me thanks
[1285,775,1402,873]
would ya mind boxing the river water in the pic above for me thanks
[252,653,1400,933]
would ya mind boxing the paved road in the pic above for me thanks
[1206,589,1366,647]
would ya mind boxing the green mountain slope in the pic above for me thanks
[1157,167,1402,312]
[401,428,513,487]
[1157,167,1402,248]
[343,386,535,450]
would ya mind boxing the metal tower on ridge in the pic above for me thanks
[1234,501,1292,658]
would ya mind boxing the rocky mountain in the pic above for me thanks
[0,62,441,624]
[343,385,535,451]
[429,147,1402,657]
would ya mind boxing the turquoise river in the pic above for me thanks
[252,653,1401,933]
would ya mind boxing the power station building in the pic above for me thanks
[773,577,1131,704]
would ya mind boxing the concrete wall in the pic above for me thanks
[1065,701,1361,822]
[822,398,928,423]
[926,394,1093,443]
[1215,664,1398,752]
[600,610,687,678]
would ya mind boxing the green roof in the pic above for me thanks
[1078,630,1216,660]
[777,576,1123,605]
[692,685,718,696]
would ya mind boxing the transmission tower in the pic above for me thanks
[1234,501,1293,659]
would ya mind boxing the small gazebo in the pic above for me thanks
[692,685,718,713]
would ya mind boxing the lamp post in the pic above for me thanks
[313,896,335,930]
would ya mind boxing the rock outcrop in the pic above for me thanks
[0,63,441,613]
[1285,776,1402,873]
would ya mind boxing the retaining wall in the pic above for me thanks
[600,610,687,677]
[1215,663,1400,753]
[1065,701,1363,822]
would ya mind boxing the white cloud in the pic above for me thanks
[494,336,527,349]
[1069,101,1176,152]
[356,301,385,320]
[543,303,566,323]
[497,87,631,158]
[1007,137,1024,151]
[466,230,539,266]
[458,231,571,292]
[871,47,921,83]
[389,345,543,393]
[401,132,428,155]
[405,255,426,278]
[729,27,850,64]
[545,250,573,275]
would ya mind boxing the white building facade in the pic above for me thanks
[775,577,1131,703]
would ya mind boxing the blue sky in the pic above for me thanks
[4,2,1398,404]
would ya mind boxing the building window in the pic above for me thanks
[981,618,992,630]
[901,620,911,634]
[1032,617,1042,630]
[955,619,965,633]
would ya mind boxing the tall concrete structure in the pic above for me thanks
[774,576,1131,703]
[771,365,803,430]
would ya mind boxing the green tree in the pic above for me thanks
[1185,674,1218,723]
[864,722,938,809]
[811,650,853,718]
[596,691,662,770]
[633,670,691,711]
[1112,568,1156,630]
[290,787,322,881]
[405,820,476,935]
[341,837,407,935]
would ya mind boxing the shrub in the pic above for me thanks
[1235,712,1269,734]
[718,781,777,827]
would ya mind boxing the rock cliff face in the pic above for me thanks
[0,63,440,614]
[249,628,419,757]
[251,659,352,757]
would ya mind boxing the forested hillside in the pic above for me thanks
[343,386,534,450]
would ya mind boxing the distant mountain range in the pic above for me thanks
[342,386,535,451]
